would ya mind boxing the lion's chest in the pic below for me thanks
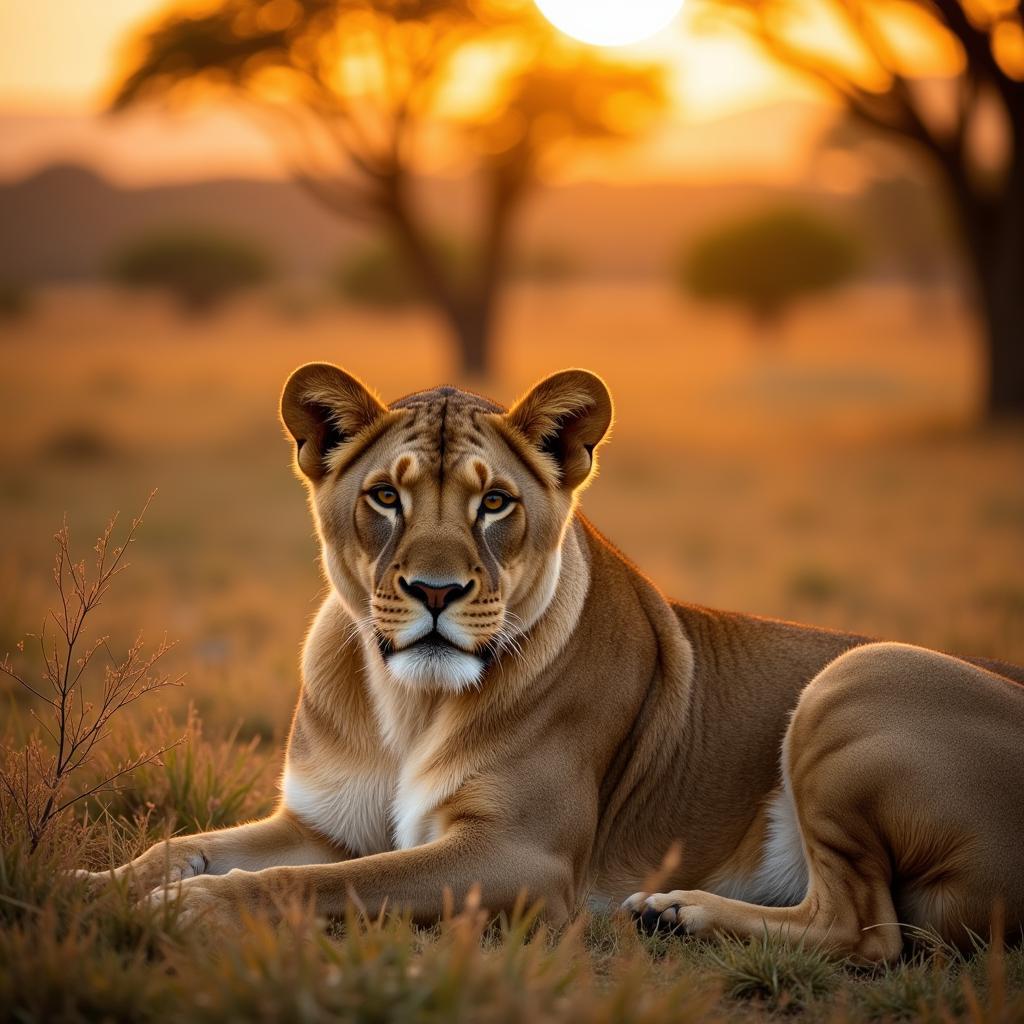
[281,761,448,855]
[282,762,396,856]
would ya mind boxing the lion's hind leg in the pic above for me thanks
[625,795,902,963]
[626,643,932,964]
[624,809,902,965]
[628,642,1024,963]
[624,788,902,963]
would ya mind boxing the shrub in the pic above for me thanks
[786,564,846,605]
[333,239,423,307]
[678,207,862,326]
[109,228,272,313]
[333,236,575,308]
[38,423,117,464]
[512,246,578,284]
[0,281,32,321]
[332,235,469,309]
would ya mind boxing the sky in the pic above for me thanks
[0,1,163,111]
[0,0,833,185]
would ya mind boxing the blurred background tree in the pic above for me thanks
[332,233,575,307]
[678,207,861,330]
[111,0,666,377]
[711,0,1024,416]
[110,227,273,314]
[0,282,32,323]
[332,233,468,308]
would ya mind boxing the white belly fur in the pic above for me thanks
[711,781,809,907]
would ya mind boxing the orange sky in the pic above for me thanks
[0,0,837,185]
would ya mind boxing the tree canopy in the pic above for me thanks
[112,0,667,373]
[680,207,861,325]
[706,0,1024,412]
[110,227,273,313]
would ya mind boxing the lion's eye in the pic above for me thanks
[481,490,513,515]
[368,486,400,510]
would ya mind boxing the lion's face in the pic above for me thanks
[281,367,612,692]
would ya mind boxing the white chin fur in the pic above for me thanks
[386,645,484,693]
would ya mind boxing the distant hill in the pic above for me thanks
[0,162,951,283]
[0,164,362,281]
[0,99,832,192]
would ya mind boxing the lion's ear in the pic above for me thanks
[506,369,613,489]
[280,363,386,481]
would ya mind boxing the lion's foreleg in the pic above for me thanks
[149,824,573,929]
[84,809,350,897]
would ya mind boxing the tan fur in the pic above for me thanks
[85,367,1024,962]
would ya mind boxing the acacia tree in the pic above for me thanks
[681,207,861,329]
[112,0,665,376]
[711,0,1024,417]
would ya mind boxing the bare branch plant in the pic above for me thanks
[0,492,183,852]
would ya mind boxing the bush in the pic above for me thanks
[332,235,469,309]
[678,207,862,326]
[38,423,117,464]
[109,228,272,313]
[511,246,578,284]
[333,239,424,308]
[333,237,576,309]
[0,281,32,321]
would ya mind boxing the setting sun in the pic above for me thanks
[534,0,685,47]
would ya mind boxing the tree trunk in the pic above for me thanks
[979,256,1024,418]
[379,171,516,380]
[451,302,493,378]
[450,156,526,381]
[384,210,497,379]
[377,180,478,377]
[942,152,1024,419]
[979,157,1024,418]
[451,172,520,380]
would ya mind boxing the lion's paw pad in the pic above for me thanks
[623,891,701,936]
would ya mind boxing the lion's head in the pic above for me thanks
[281,365,612,692]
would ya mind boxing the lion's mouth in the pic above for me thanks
[375,629,494,665]
[376,629,464,657]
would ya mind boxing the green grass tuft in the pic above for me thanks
[85,706,275,840]
[705,929,839,1012]
[853,961,964,1022]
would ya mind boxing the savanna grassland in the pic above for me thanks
[1,282,1023,1022]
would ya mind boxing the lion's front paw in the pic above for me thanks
[81,846,209,899]
[68,868,119,900]
[145,874,248,934]
[622,890,714,937]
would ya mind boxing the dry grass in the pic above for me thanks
[1,282,1023,1020]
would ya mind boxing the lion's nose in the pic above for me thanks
[399,578,473,613]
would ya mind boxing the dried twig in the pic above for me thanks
[0,491,184,851]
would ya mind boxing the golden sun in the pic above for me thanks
[534,0,686,47]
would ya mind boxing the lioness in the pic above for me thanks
[86,365,1024,963]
